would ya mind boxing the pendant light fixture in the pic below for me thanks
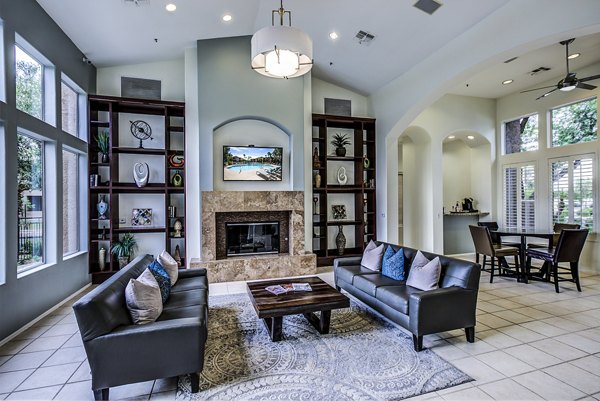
[251,0,313,79]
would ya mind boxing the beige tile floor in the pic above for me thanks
[0,265,599,400]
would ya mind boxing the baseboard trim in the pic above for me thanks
[0,283,92,347]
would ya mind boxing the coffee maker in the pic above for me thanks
[462,198,475,212]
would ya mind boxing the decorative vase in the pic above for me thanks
[312,147,320,169]
[133,162,149,188]
[118,256,129,269]
[335,147,346,157]
[363,157,370,169]
[172,171,183,187]
[97,196,108,220]
[98,247,106,271]
[336,225,346,256]
[314,172,321,188]
[174,245,182,267]
[101,153,109,163]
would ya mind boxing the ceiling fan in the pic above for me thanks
[521,38,600,100]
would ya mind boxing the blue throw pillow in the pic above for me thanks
[382,246,405,281]
[148,259,171,303]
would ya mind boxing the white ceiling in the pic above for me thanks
[35,0,600,98]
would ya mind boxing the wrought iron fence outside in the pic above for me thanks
[18,217,43,265]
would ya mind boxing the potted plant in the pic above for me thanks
[95,130,110,163]
[111,232,137,268]
[331,133,351,157]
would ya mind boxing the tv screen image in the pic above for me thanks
[223,146,283,181]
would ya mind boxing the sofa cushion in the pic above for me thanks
[361,240,385,271]
[382,246,405,281]
[375,284,421,315]
[159,250,179,286]
[406,251,441,291]
[158,305,207,322]
[170,275,208,293]
[163,289,208,310]
[124,268,163,324]
[335,265,379,285]
[148,260,171,303]
[353,274,404,297]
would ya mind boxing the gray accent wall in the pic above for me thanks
[0,0,96,341]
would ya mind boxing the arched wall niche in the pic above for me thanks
[212,116,292,191]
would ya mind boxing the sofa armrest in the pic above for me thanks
[178,268,207,279]
[333,256,362,268]
[408,286,477,336]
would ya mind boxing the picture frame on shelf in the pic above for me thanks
[131,208,153,226]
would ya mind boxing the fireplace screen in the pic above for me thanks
[226,222,280,257]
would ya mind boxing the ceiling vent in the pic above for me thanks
[504,57,518,64]
[355,30,375,46]
[529,66,551,76]
[123,0,149,6]
[413,0,443,15]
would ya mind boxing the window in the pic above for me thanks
[551,97,597,147]
[504,114,538,154]
[17,133,44,272]
[63,149,79,255]
[504,163,536,229]
[61,81,78,137]
[550,155,594,231]
[15,45,43,119]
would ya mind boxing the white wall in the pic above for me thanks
[311,78,371,117]
[443,140,472,209]
[497,61,600,273]
[96,59,185,101]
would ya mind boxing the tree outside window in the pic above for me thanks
[551,97,597,147]
[504,114,538,154]
[16,46,43,120]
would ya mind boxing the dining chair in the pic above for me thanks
[469,225,521,283]
[476,222,520,268]
[525,228,588,293]
[527,223,581,249]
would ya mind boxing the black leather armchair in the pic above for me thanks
[73,255,208,400]
[334,243,480,351]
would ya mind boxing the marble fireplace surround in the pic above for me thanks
[192,191,316,283]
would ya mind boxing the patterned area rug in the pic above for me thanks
[177,294,471,401]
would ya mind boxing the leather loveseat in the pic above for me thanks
[73,255,208,400]
[334,243,480,351]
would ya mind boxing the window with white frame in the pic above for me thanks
[503,114,539,154]
[61,80,78,137]
[17,132,44,272]
[62,149,79,256]
[550,155,595,231]
[551,97,597,147]
[504,163,536,229]
[15,45,43,120]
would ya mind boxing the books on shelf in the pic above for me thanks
[265,283,313,295]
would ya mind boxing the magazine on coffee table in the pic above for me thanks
[292,283,312,292]
[265,283,313,295]
[265,285,288,295]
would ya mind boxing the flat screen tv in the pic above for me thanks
[223,146,283,181]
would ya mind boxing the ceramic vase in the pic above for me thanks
[314,172,321,188]
[174,245,182,267]
[101,153,109,163]
[172,171,183,187]
[336,225,346,256]
[97,196,108,219]
[336,147,346,157]
[118,256,129,269]
[133,162,149,188]
[98,247,106,271]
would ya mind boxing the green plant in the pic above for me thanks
[331,133,351,149]
[111,233,137,259]
[95,130,110,154]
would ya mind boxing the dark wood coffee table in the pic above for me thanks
[246,276,349,342]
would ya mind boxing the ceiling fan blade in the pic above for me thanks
[576,82,596,90]
[535,87,558,100]
[520,85,556,94]
[578,74,600,83]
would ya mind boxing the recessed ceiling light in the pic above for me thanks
[222,14,232,22]
[467,135,475,140]
[568,53,580,60]
[502,79,513,85]
[329,32,339,40]
[448,135,455,139]
[165,3,176,12]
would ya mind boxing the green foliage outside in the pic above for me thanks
[16,50,43,119]
[552,97,597,147]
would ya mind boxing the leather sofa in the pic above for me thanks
[73,255,208,400]
[334,242,480,351]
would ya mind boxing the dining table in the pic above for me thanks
[492,227,555,283]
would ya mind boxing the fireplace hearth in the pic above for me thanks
[226,222,280,257]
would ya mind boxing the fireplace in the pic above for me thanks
[226,222,280,257]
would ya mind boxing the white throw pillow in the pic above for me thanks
[406,251,441,291]
[360,240,385,271]
[125,268,163,324]
[158,250,179,286]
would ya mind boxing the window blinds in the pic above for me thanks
[504,164,536,229]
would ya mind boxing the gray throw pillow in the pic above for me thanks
[158,250,179,286]
[360,240,385,271]
[125,268,163,324]
[406,251,441,291]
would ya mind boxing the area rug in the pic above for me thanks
[177,293,471,400]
